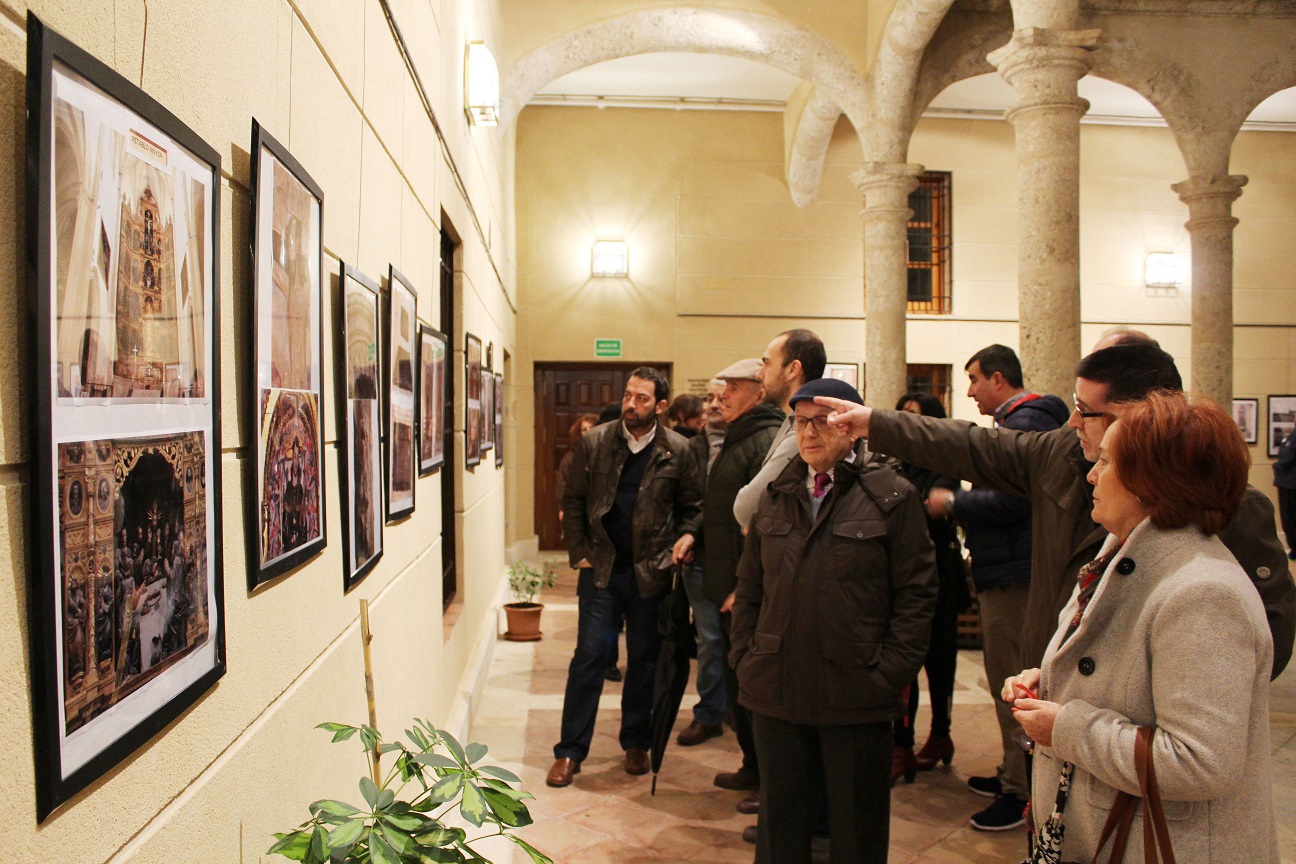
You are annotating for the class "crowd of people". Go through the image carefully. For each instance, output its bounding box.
[545,327,1295,864]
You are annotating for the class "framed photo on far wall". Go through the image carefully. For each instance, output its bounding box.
[1233,398,1259,445]
[480,367,494,453]
[340,264,384,589]
[25,13,225,820]
[825,362,859,389]
[386,268,417,521]
[249,119,326,587]
[1269,395,1296,458]
[494,373,505,469]
[465,333,482,468]
[418,324,447,476]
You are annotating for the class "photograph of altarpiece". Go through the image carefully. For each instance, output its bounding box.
[25,13,226,821]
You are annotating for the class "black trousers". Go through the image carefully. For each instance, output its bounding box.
[720,610,759,777]
[752,714,892,864]
[1279,487,1296,556]
[894,580,959,747]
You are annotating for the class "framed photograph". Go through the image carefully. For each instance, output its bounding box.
[248,120,325,586]
[1268,395,1296,458]
[385,269,417,521]
[825,362,859,388]
[465,333,482,468]
[480,368,495,453]
[418,324,447,476]
[494,373,505,469]
[25,13,225,821]
[340,264,384,589]
[1233,398,1259,445]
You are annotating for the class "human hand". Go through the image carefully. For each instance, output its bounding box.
[672,533,696,564]
[926,488,955,518]
[1011,698,1059,747]
[814,396,872,438]
[720,591,736,613]
[1000,669,1041,703]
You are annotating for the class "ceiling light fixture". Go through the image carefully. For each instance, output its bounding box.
[591,241,628,278]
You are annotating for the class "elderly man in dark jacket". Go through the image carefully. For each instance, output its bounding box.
[547,367,703,788]
[731,378,936,864]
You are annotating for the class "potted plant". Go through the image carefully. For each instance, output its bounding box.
[502,560,559,642]
[269,718,551,864]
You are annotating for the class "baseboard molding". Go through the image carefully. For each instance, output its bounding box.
[443,573,511,740]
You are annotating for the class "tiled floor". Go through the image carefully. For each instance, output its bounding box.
[471,561,1296,863]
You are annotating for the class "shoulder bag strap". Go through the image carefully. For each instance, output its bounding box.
[1090,788,1137,864]
[1135,726,1176,864]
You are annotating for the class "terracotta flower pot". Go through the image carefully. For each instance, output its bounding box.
[503,602,544,641]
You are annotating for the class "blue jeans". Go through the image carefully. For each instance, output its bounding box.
[554,566,664,762]
[682,564,727,725]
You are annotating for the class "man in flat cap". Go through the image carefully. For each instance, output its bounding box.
[731,377,936,863]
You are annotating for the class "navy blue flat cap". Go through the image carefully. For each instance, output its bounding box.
[788,377,863,409]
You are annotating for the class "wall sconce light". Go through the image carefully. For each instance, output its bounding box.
[591,241,629,278]
[464,41,499,126]
[1144,252,1183,289]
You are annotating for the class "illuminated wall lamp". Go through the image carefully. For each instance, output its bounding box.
[1144,252,1183,289]
[591,241,629,278]
[464,41,499,126]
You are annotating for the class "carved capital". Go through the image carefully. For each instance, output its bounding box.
[988,28,1100,108]
[852,162,924,220]
[1172,174,1247,231]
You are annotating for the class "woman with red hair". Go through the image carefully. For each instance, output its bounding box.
[1004,391,1278,863]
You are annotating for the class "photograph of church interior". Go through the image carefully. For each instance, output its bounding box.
[1,0,1295,861]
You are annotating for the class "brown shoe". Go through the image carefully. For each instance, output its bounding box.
[624,747,650,776]
[736,793,760,815]
[914,734,955,770]
[714,767,759,791]
[676,721,724,746]
[546,757,580,787]
[891,745,917,786]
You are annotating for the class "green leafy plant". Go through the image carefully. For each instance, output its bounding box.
[268,719,551,864]
[505,561,558,607]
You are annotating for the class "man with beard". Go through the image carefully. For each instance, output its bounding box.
[547,367,704,787]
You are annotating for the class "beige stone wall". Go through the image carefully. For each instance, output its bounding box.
[515,105,1296,520]
[0,0,514,859]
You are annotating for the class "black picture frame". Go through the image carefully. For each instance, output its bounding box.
[480,367,494,453]
[339,263,385,589]
[25,12,226,821]
[248,120,326,587]
[1268,395,1296,458]
[465,333,482,469]
[419,324,447,476]
[1233,398,1259,445]
[385,268,417,521]
[494,373,505,469]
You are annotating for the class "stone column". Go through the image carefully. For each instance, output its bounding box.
[1171,174,1247,406]
[852,162,923,410]
[988,27,1099,398]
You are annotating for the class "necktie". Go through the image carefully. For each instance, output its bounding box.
[812,472,832,499]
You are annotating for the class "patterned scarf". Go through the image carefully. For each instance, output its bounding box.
[1058,541,1123,650]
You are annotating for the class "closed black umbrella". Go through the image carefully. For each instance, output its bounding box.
[648,562,694,795]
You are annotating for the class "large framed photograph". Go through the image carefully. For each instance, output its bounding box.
[25,13,225,821]
[494,373,505,469]
[480,367,495,453]
[248,120,325,586]
[340,264,384,589]
[1233,398,1259,445]
[825,362,859,388]
[419,324,447,476]
[386,269,417,520]
[1269,395,1296,458]
[465,333,482,468]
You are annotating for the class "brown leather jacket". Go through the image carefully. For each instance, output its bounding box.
[561,419,703,598]
[729,444,937,725]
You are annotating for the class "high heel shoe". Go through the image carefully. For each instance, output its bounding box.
[891,746,917,785]
[914,734,955,770]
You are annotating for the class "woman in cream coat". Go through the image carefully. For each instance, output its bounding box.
[1005,392,1278,864]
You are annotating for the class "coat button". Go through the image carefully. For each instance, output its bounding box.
[1257,566,1272,580]
[856,531,864,539]
[1079,657,1096,675]
[1115,558,1135,575]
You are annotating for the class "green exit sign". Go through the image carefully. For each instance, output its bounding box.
[595,338,622,358]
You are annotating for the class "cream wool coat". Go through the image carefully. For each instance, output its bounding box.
[1034,520,1278,864]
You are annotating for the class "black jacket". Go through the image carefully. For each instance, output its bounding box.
[701,403,785,602]
[730,444,938,725]
[562,420,703,597]
[953,393,1070,590]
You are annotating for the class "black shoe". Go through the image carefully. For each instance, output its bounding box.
[970,794,1027,831]
[966,774,1002,798]
[714,767,759,791]
[604,665,621,682]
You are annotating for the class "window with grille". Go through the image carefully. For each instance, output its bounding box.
[907,171,952,314]
[859,363,954,416]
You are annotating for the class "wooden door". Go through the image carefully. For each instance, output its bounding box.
[534,363,667,550]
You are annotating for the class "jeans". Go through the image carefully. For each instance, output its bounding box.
[554,566,664,762]
[682,564,727,725]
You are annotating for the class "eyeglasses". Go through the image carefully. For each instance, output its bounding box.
[1072,394,1107,420]
[792,415,832,432]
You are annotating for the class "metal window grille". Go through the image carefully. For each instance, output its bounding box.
[907,172,952,314]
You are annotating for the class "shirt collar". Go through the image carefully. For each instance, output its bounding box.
[623,421,657,454]
[993,390,1033,424]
